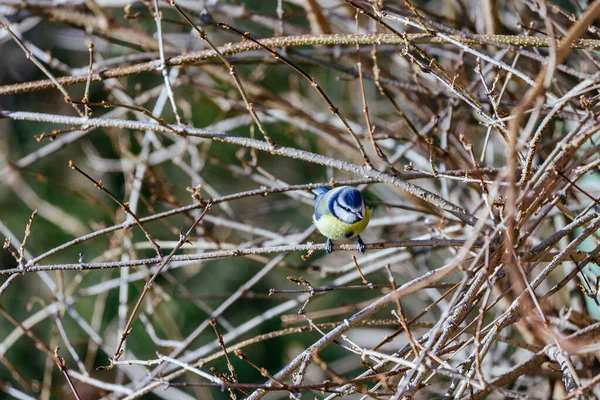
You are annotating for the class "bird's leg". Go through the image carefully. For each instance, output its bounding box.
[357,236,365,254]
[326,238,333,254]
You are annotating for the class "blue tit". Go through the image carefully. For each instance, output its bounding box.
[312,186,372,254]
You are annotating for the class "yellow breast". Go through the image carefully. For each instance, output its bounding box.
[313,207,372,240]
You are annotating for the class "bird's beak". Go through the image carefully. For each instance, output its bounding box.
[356,211,364,219]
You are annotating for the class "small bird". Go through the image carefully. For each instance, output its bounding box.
[312,186,372,254]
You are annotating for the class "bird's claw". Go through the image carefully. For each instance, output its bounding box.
[326,238,333,254]
[357,236,365,254]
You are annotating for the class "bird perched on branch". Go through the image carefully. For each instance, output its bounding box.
[312,186,372,254]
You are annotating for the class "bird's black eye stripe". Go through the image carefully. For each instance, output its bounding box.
[335,201,352,213]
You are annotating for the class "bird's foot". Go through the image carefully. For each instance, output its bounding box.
[357,236,365,254]
[326,238,333,254]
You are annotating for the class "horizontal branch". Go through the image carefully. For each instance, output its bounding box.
[0,33,598,96]
[1,241,591,277]
[0,239,474,275]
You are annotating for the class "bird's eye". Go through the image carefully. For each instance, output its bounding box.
[336,201,352,213]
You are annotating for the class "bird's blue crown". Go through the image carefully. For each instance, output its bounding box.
[340,188,363,208]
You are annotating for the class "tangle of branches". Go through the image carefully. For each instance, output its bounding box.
[1,0,600,399]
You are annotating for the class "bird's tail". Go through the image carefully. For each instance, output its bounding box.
[312,186,332,196]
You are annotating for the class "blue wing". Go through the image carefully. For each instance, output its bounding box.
[313,186,332,220]
[312,186,332,196]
